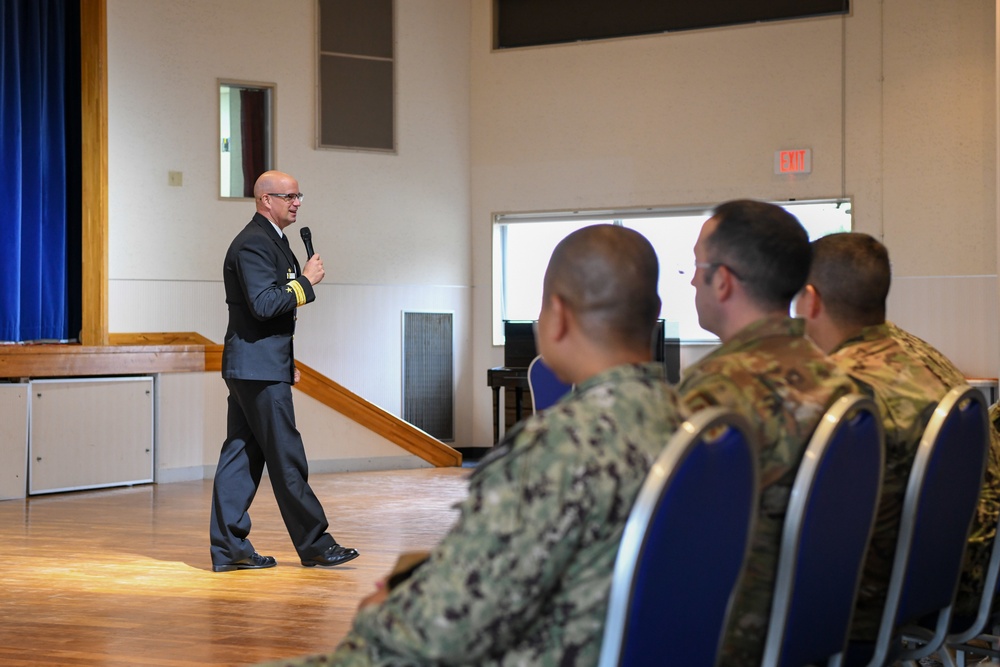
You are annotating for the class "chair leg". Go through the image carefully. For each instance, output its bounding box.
[898,654,958,667]
[938,646,959,667]
[950,634,1000,667]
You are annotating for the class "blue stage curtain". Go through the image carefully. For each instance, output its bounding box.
[0,0,71,342]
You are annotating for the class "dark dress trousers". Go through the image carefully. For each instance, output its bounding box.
[210,213,336,565]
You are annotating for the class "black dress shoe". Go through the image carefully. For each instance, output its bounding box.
[212,552,277,572]
[301,544,360,567]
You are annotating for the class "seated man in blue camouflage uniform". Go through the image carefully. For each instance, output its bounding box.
[794,231,1000,642]
[263,224,684,667]
[678,200,858,666]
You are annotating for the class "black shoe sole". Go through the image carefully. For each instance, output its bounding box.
[300,551,360,568]
[212,560,277,572]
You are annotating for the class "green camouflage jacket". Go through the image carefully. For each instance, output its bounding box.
[881,322,999,621]
[265,363,682,667]
[678,316,857,667]
[830,322,961,639]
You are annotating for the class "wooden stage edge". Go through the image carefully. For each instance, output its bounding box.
[0,340,205,377]
[0,332,461,468]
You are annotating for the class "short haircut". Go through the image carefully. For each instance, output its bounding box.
[808,232,890,326]
[706,200,811,310]
[543,225,661,350]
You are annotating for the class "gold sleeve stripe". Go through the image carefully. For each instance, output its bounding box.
[287,279,307,307]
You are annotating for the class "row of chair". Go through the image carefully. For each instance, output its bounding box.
[524,355,996,665]
[596,384,991,667]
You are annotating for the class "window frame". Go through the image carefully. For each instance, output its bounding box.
[492,199,853,345]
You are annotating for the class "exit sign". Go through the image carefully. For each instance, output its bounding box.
[775,149,812,175]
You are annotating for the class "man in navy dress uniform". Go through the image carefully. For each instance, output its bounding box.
[209,170,358,572]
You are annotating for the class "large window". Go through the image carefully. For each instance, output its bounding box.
[493,200,852,344]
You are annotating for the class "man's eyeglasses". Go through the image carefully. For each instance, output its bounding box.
[267,192,304,203]
[679,261,745,281]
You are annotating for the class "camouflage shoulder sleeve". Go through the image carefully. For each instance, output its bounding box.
[679,365,748,417]
[349,423,592,663]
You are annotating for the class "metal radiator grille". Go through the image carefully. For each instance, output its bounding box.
[402,311,454,441]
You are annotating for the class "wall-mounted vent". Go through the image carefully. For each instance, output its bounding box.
[402,311,453,441]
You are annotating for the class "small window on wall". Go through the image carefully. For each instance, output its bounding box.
[219,81,274,199]
[493,200,853,345]
[318,0,394,152]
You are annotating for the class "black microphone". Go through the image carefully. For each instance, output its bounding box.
[300,227,315,259]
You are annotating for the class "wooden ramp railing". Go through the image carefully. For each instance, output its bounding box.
[291,360,460,467]
[110,332,460,468]
[2,333,460,468]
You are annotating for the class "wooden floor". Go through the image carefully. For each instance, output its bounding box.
[0,467,470,666]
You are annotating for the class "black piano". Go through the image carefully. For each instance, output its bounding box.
[487,319,677,444]
[486,321,536,444]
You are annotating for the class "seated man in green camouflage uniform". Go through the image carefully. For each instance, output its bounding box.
[264,225,684,667]
[892,321,1000,611]
[678,200,858,666]
[794,231,1000,641]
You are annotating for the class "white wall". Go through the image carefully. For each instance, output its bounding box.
[104,0,1000,456]
[106,0,475,468]
[155,372,426,483]
[470,0,998,446]
[880,0,996,276]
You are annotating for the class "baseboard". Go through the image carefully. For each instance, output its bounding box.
[188,455,433,482]
[456,447,491,466]
[306,456,432,474]
[155,465,209,484]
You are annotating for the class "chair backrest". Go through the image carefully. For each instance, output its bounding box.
[946,492,1000,647]
[527,355,573,413]
[866,385,989,667]
[945,516,1000,664]
[599,408,759,667]
[762,395,884,667]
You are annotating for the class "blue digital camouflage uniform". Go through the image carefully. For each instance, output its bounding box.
[882,323,1000,622]
[677,316,857,667]
[262,363,682,667]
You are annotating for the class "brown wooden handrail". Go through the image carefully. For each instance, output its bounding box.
[113,332,461,467]
[293,360,461,467]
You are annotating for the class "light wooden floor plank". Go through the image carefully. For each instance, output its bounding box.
[0,467,469,666]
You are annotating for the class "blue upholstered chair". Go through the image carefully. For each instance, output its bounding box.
[938,507,1000,667]
[598,408,758,667]
[527,355,573,413]
[848,386,989,667]
[761,394,884,667]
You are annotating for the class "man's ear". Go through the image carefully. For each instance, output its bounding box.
[797,284,822,319]
[548,293,571,341]
[715,265,736,302]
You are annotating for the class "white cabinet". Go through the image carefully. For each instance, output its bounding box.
[0,384,28,500]
[29,377,154,495]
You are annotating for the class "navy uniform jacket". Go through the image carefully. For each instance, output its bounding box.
[222,212,314,383]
